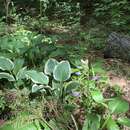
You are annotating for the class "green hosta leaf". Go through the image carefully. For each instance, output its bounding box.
[44,58,59,75]
[0,72,15,81]
[108,97,129,113]
[16,67,27,80]
[65,81,80,94]
[106,117,119,130]
[49,48,66,57]
[13,59,24,75]
[117,118,130,127]
[32,84,46,93]
[52,80,60,90]
[82,114,101,130]
[53,61,71,82]
[52,80,61,98]
[26,70,49,85]
[32,84,41,93]
[91,89,104,103]
[0,57,14,71]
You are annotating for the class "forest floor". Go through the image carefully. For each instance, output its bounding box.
[90,53,130,102]
[0,21,130,130]
[90,55,130,130]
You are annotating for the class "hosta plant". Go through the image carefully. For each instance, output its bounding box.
[44,58,81,102]
[0,57,130,130]
[0,57,79,102]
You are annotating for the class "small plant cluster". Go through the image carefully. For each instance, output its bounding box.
[0,27,87,67]
[0,56,130,130]
[0,57,79,130]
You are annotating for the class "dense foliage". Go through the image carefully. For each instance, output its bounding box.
[0,0,130,130]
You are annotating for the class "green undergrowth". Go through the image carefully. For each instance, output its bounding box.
[0,18,130,130]
[0,55,130,130]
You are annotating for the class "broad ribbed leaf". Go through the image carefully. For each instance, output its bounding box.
[0,57,14,71]
[44,58,59,75]
[0,72,15,81]
[82,114,101,130]
[66,81,80,94]
[108,97,129,113]
[16,67,27,80]
[53,61,71,82]
[26,70,49,85]
[118,118,130,127]
[32,84,46,93]
[106,118,119,130]
[91,89,104,103]
[52,80,61,98]
[13,59,24,75]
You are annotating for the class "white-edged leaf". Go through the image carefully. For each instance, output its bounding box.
[26,70,49,85]
[13,59,24,75]
[52,80,61,98]
[32,84,46,93]
[16,67,27,80]
[0,72,15,81]
[44,58,59,75]
[66,81,80,94]
[0,57,14,71]
[53,61,71,82]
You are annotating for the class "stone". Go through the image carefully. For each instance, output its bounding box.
[104,32,130,62]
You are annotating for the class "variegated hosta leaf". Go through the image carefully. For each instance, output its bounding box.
[32,84,46,93]
[44,58,59,75]
[0,72,15,81]
[16,67,27,80]
[0,57,14,71]
[53,61,71,82]
[26,70,49,85]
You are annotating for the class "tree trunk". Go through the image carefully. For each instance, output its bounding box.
[80,0,94,25]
